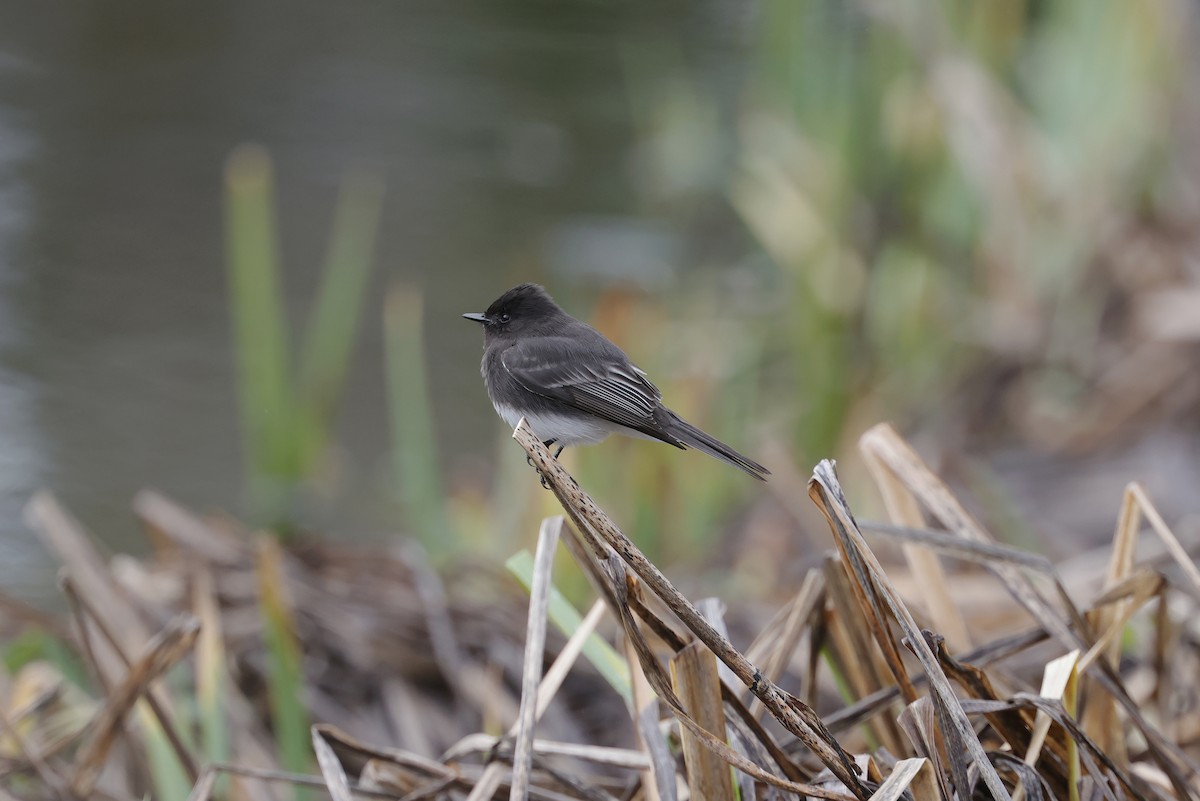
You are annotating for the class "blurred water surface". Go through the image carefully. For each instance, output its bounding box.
[4,2,1198,607]
[0,2,754,601]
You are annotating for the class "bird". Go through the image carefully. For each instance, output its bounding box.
[463,283,769,480]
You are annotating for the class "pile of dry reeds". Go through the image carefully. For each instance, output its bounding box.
[3,420,1199,801]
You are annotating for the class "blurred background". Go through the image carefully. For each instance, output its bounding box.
[2,0,1199,605]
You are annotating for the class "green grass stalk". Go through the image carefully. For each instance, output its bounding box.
[256,537,313,801]
[385,287,455,553]
[224,145,296,526]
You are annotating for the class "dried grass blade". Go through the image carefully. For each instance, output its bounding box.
[821,520,920,714]
[403,543,472,726]
[896,697,952,801]
[1078,570,1164,675]
[535,599,609,719]
[60,575,200,787]
[0,704,70,800]
[862,445,970,651]
[625,632,670,801]
[1127,483,1200,593]
[808,460,1011,801]
[821,556,908,754]
[990,754,1052,801]
[446,734,651,770]
[696,599,740,692]
[70,616,201,798]
[206,761,410,800]
[745,569,824,718]
[868,758,932,801]
[625,586,809,786]
[457,592,609,801]
[859,424,1200,793]
[858,425,1069,635]
[26,493,149,674]
[1017,651,1080,801]
[186,767,219,801]
[312,728,355,801]
[507,552,631,702]
[858,522,1055,572]
[960,697,1142,801]
[925,634,1049,777]
[315,723,457,780]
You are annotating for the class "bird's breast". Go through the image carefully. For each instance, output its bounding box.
[492,402,618,446]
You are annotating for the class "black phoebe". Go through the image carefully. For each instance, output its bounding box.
[463,283,769,480]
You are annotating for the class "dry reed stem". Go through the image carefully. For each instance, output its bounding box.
[670,642,735,801]
[1084,482,1146,762]
[134,489,244,565]
[509,517,562,801]
[701,601,774,801]
[512,419,869,801]
[695,599,740,693]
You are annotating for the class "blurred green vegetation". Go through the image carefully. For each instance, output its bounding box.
[224,145,383,534]
[733,0,1177,458]
[224,1,1184,569]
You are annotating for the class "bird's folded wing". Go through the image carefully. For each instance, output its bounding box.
[500,337,665,433]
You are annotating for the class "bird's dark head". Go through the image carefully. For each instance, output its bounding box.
[463,283,568,341]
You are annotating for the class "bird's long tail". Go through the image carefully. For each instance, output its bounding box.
[667,413,770,481]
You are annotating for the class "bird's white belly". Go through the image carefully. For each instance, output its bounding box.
[494,402,619,446]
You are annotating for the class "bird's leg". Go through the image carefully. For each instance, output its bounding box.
[527,438,558,468]
[527,439,558,489]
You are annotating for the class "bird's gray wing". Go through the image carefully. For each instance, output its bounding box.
[500,337,671,437]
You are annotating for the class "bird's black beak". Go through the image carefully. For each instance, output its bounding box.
[462,312,489,324]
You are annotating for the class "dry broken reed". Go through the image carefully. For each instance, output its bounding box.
[2,419,1199,801]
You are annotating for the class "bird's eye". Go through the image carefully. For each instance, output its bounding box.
[498,313,511,324]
